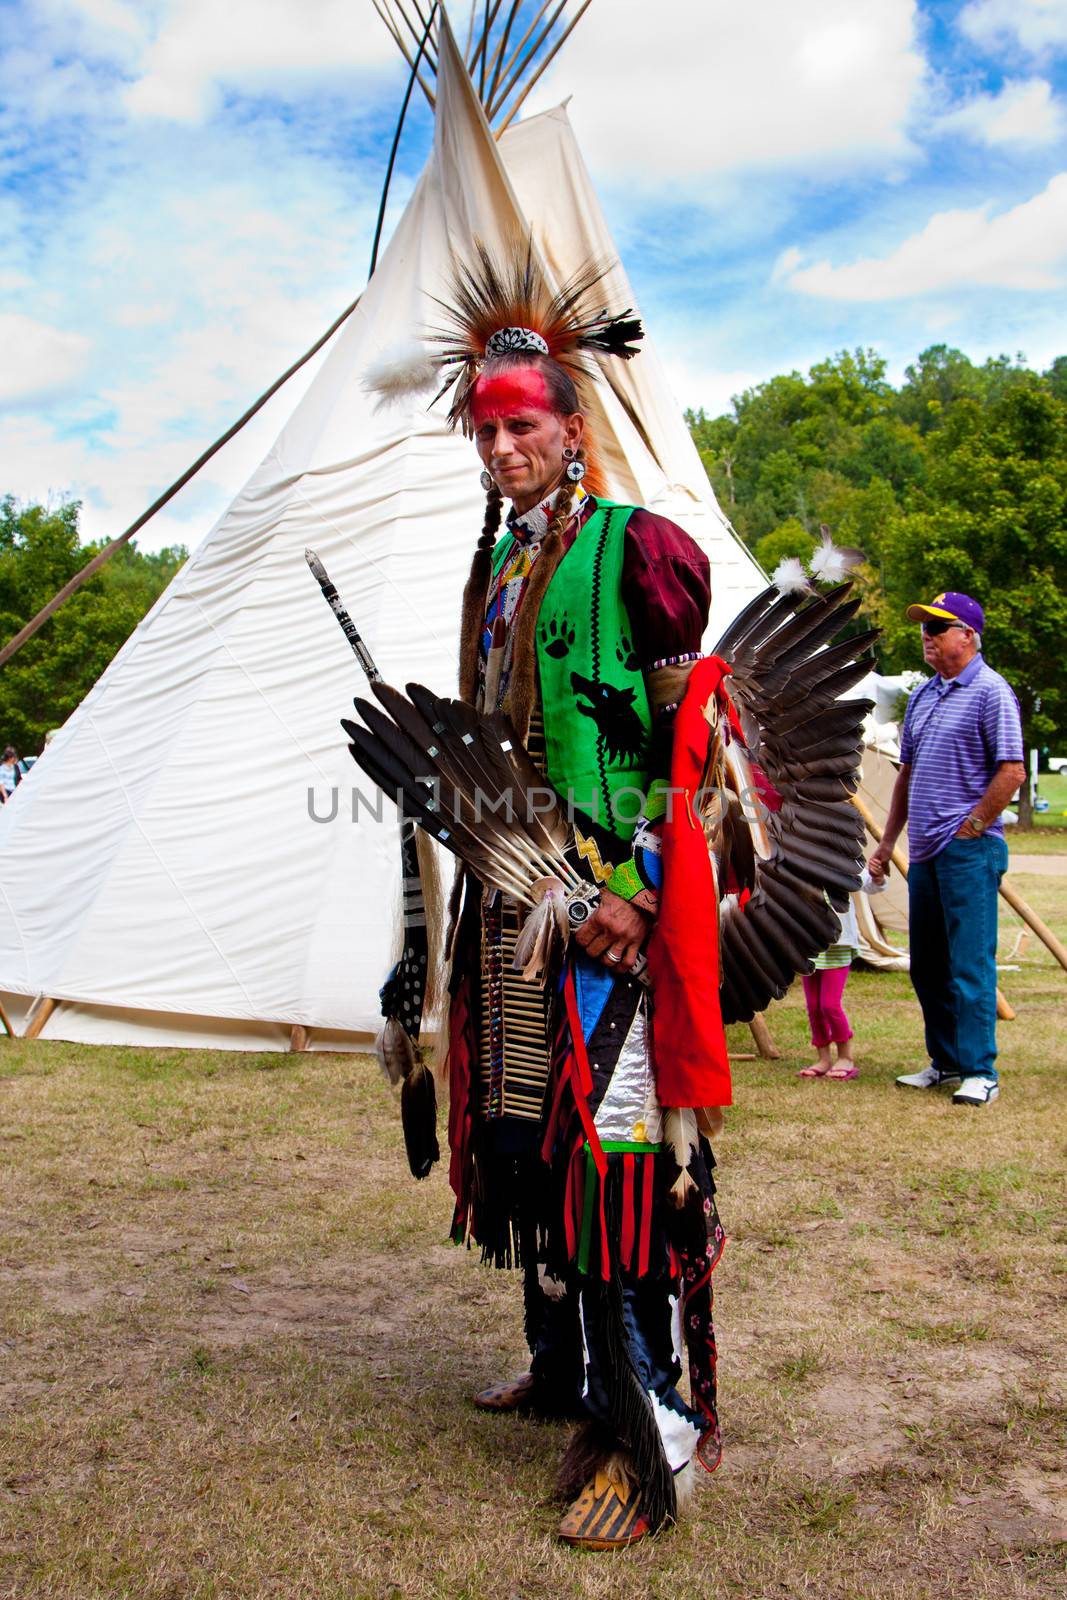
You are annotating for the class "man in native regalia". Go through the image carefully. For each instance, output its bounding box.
[341,241,876,1550]
[422,244,728,1549]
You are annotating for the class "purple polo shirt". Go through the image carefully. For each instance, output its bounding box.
[899,654,1023,862]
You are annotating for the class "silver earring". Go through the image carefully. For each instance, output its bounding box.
[562,447,576,461]
[566,458,586,483]
[480,470,494,491]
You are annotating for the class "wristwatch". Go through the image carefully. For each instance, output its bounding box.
[967,813,986,834]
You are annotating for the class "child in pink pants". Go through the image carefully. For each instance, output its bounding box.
[799,896,859,1081]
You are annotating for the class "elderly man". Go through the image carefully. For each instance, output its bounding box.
[869,592,1024,1106]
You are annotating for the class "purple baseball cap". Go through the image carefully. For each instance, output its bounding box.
[906,591,985,632]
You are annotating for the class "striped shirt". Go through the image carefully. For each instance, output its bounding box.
[899,655,1023,863]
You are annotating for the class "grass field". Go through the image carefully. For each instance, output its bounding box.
[1026,770,1067,832]
[2,872,1065,1599]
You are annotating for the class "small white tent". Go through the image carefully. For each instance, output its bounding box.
[0,16,764,1049]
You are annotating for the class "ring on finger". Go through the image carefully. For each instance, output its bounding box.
[607,950,623,964]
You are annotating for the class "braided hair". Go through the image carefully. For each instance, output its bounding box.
[457,353,585,714]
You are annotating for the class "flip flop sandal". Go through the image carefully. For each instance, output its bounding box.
[798,1063,831,1077]
[826,1065,858,1080]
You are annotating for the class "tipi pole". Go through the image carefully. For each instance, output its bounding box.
[496,0,594,130]
[748,1012,781,1060]
[405,0,441,59]
[998,879,1067,976]
[0,292,365,670]
[485,0,523,105]
[0,995,15,1038]
[370,2,439,278]
[372,1,436,105]
[384,0,440,76]
[23,997,57,1040]
[485,0,554,119]
[469,0,504,95]
[851,794,1016,1020]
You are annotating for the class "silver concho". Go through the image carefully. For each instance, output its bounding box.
[485,326,550,357]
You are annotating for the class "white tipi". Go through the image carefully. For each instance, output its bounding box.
[0,16,763,1049]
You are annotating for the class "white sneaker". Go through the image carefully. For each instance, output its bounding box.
[895,1064,962,1090]
[952,1077,1000,1106]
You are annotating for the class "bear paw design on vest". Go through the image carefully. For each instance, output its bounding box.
[615,635,639,672]
[570,671,648,764]
[540,614,576,659]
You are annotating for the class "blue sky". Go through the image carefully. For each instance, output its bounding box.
[2,0,1066,552]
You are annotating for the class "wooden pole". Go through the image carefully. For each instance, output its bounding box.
[372,0,437,104]
[485,0,553,119]
[998,879,1067,975]
[850,793,1016,1019]
[748,1013,781,1060]
[290,1025,309,1053]
[488,0,565,121]
[495,0,594,130]
[485,0,523,105]
[469,0,504,94]
[0,995,15,1038]
[0,291,364,670]
[24,997,57,1040]
[369,1,439,279]
[384,0,440,75]
[850,791,909,876]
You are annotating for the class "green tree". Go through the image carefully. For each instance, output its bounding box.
[753,518,815,575]
[1044,355,1067,404]
[688,351,909,554]
[876,384,1067,823]
[0,498,186,753]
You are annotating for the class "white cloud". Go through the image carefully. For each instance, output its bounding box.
[936,77,1066,146]
[0,315,92,405]
[533,0,927,180]
[783,173,1067,299]
[123,0,399,121]
[661,356,763,418]
[0,41,390,546]
[960,0,1067,56]
[63,0,147,42]
[771,246,804,283]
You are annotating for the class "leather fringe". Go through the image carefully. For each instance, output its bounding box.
[571,1268,677,1532]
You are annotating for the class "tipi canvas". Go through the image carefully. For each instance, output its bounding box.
[0,20,763,1048]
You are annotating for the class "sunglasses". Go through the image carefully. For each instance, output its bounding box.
[921,619,965,637]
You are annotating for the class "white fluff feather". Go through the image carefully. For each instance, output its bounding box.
[770,556,813,597]
[364,346,438,410]
[810,526,862,584]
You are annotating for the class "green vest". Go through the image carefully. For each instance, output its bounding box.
[492,502,652,842]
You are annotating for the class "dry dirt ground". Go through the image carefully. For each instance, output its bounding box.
[1,873,1065,1599]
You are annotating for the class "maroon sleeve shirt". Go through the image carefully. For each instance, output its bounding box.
[565,497,712,663]
[621,507,711,665]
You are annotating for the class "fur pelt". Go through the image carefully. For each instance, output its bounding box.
[500,526,565,739]
[458,543,492,706]
[557,1422,634,1504]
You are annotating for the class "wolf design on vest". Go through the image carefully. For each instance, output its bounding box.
[570,670,648,765]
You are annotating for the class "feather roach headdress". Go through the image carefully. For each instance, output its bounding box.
[425,236,644,433]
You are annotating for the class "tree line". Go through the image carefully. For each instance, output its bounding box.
[3,341,1065,806]
[0,498,185,754]
[688,344,1067,791]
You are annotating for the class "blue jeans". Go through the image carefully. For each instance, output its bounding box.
[908,835,1009,1081]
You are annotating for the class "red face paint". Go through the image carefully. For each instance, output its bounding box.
[469,368,553,428]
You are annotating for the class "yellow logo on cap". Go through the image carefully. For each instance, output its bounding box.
[934,593,946,604]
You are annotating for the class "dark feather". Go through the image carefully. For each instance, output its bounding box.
[400,1059,439,1180]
